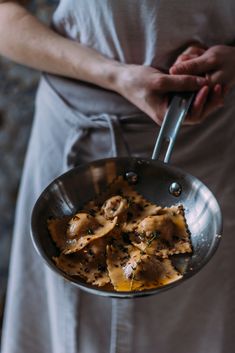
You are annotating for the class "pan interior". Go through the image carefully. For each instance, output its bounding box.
[31,157,222,298]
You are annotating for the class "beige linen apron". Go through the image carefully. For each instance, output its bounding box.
[2,1,235,353]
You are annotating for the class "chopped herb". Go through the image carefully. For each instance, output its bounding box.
[127,212,133,221]
[137,204,144,211]
[138,232,145,241]
[98,264,106,272]
[149,231,161,240]
[173,235,179,241]
[86,228,94,235]
[122,255,129,261]
[125,197,134,207]
[122,233,131,244]
[117,244,126,252]
[88,209,96,216]
[139,232,161,254]
[161,238,171,247]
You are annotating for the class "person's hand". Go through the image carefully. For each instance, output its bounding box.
[116,64,207,125]
[173,45,206,66]
[170,45,235,124]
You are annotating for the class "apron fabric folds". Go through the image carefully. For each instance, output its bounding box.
[2,72,235,353]
[1,76,157,353]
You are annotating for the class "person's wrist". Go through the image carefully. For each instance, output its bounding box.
[105,61,128,93]
[70,43,125,91]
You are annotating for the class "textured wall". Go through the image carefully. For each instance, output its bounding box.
[0,0,56,332]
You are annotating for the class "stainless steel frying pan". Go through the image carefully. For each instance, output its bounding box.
[31,93,222,298]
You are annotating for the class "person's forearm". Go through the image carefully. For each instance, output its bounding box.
[0,2,122,90]
[0,2,208,125]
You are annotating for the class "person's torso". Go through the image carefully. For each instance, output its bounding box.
[52,0,235,71]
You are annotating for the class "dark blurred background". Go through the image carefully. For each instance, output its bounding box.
[0,0,57,341]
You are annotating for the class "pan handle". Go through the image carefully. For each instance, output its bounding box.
[151,93,194,163]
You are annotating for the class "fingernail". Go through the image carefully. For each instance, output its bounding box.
[174,64,181,71]
[170,66,176,74]
[197,77,207,85]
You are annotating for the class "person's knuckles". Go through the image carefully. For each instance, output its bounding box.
[206,53,219,68]
[174,60,195,73]
[156,75,181,91]
[169,66,178,75]
[174,75,204,91]
[173,55,187,65]
[210,71,226,86]
[175,54,199,66]
[178,55,209,75]
[155,75,171,91]
[186,75,203,89]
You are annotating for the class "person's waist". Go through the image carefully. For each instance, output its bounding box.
[44,73,141,116]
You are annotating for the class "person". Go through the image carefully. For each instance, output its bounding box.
[1,1,235,352]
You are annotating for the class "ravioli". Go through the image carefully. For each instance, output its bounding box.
[133,205,192,258]
[84,176,161,232]
[63,216,118,254]
[54,240,110,287]
[106,243,182,291]
[47,216,70,251]
[48,176,192,292]
[48,212,118,254]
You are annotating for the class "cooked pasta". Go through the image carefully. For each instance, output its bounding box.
[48,176,192,291]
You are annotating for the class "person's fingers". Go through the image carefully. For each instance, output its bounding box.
[211,84,224,107]
[172,54,200,67]
[213,83,223,98]
[185,85,209,124]
[155,74,207,92]
[202,84,224,117]
[170,54,213,76]
[192,86,209,113]
[207,70,228,88]
[151,83,225,127]
[206,84,224,111]
[223,84,229,95]
[185,84,224,125]
[172,46,206,67]
[181,46,206,56]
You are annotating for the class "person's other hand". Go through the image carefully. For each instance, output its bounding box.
[173,45,206,66]
[170,45,234,124]
[116,64,207,125]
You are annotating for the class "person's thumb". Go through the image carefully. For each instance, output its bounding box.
[156,74,207,92]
